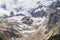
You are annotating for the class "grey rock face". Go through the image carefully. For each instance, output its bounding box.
[47,0,60,30]
[31,9,47,18]
[49,0,60,9]
[21,16,33,26]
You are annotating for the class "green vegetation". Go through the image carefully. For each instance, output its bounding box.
[48,34,60,40]
[48,23,60,40]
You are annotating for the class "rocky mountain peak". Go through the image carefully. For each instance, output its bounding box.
[49,0,60,9]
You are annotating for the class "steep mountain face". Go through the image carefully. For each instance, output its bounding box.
[47,0,60,30]
[46,0,60,40]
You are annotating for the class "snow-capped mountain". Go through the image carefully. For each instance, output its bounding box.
[0,0,51,17]
[0,0,58,40]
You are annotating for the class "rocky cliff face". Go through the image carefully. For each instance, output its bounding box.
[47,0,60,30]
[46,0,60,40]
